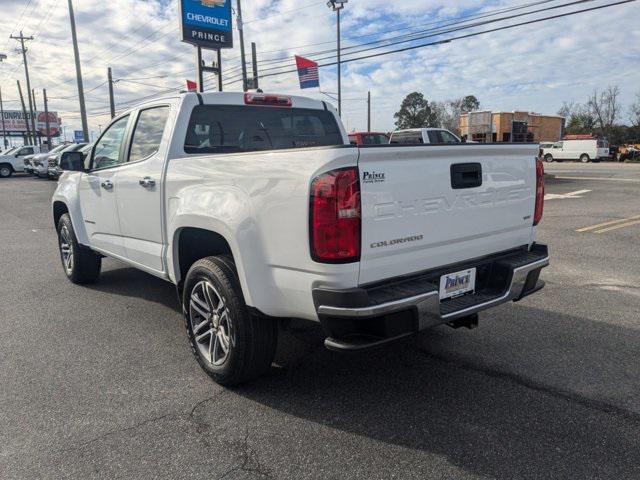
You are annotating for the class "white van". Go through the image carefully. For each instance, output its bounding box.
[541,139,609,163]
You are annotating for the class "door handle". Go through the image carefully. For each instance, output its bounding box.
[139,177,156,189]
[100,180,113,190]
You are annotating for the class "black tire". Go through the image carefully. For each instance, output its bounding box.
[57,213,101,284]
[0,164,12,178]
[183,256,278,386]
[544,154,554,163]
[580,154,590,163]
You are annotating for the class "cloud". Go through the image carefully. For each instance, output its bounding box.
[0,0,638,139]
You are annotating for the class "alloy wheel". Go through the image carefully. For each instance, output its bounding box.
[189,280,233,366]
[59,226,74,275]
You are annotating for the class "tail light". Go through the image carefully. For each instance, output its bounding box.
[310,167,361,263]
[533,158,544,226]
[244,93,292,107]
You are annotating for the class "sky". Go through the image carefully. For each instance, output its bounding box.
[0,0,638,141]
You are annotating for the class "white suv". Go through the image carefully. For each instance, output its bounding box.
[390,128,461,145]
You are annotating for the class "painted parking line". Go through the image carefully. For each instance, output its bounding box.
[594,219,640,234]
[576,215,640,233]
[544,189,591,201]
[555,176,640,183]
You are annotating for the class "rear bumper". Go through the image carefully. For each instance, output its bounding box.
[314,243,549,351]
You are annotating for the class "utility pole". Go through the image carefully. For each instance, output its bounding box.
[67,0,89,143]
[0,55,7,149]
[250,42,259,90]
[0,87,7,149]
[327,1,347,116]
[31,88,41,146]
[196,46,204,93]
[107,67,115,119]
[236,0,248,92]
[367,91,371,131]
[217,49,223,92]
[11,31,38,145]
[16,81,32,146]
[43,88,51,150]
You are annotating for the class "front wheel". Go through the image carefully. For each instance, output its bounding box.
[544,154,554,163]
[580,154,590,163]
[0,164,12,178]
[183,256,278,386]
[57,214,101,284]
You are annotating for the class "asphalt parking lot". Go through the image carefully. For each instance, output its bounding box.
[1,163,639,479]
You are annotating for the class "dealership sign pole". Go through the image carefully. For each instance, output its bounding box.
[179,0,234,92]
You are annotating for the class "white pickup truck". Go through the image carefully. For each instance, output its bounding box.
[0,145,42,178]
[52,92,549,385]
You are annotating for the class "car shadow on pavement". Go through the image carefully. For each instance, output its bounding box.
[233,307,640,479]
[86,264,180,311]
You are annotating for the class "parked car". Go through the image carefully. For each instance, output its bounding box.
[33,144,70,178]
[389,128,461,144]
[0,145,42,178]
[541,138,609,163]
[52,91,548,386]
[348,132,390,146]
[48,143,89,180]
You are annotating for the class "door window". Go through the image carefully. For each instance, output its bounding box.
[439,130,460,144]
[17,147,34,156]
[129,107,170,162]
[427,131,441,143]
[91,115,130,170]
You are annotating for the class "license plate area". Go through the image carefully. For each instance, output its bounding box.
[439,268,477,300]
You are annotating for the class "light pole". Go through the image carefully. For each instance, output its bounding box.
[0,54,7,148]
[327,0,347,117]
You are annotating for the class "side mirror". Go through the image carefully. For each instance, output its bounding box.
[60,151,85,172]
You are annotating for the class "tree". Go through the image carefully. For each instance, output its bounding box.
[629,93,640,127]
[394,92,438,129]
[432,95,481,135]
[587,85,621,139]
[558,101,596,135]
[459,95,480,113]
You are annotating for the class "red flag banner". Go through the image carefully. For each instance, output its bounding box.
[295,56,320,89]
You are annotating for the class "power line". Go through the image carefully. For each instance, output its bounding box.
[224,0,636,86]
[227,0,598,81]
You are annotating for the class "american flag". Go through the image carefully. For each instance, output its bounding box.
[295,55,320,89]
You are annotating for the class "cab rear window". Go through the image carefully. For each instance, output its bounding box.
[184,105,343,154]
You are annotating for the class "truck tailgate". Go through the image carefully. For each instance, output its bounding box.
[358,144,538,285]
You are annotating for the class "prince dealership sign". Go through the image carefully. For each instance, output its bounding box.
[180,0,233,49]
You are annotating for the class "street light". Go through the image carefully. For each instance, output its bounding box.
[327,0,347,117]
[0,54,7,148]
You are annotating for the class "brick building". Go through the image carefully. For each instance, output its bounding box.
[459,111,565,143]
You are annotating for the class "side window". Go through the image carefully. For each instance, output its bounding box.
[129,106,170,163]
[440,131,460,143]
[92,115,130,170]
[427,131,441,144]
[17,147,33,156]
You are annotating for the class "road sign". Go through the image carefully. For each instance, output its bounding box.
[74,130,84,143]
[180,0,233,49]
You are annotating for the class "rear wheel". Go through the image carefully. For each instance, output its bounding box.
[183,256,278,386]
[544,154,554,163]
[580,154,590,163]
[0,164,12,178]
[57,214,101,284]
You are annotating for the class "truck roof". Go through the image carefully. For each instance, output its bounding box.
[129,91,330,112]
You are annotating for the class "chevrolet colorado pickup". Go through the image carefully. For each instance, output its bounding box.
[52,91,549,385]
[0,145,42,178]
